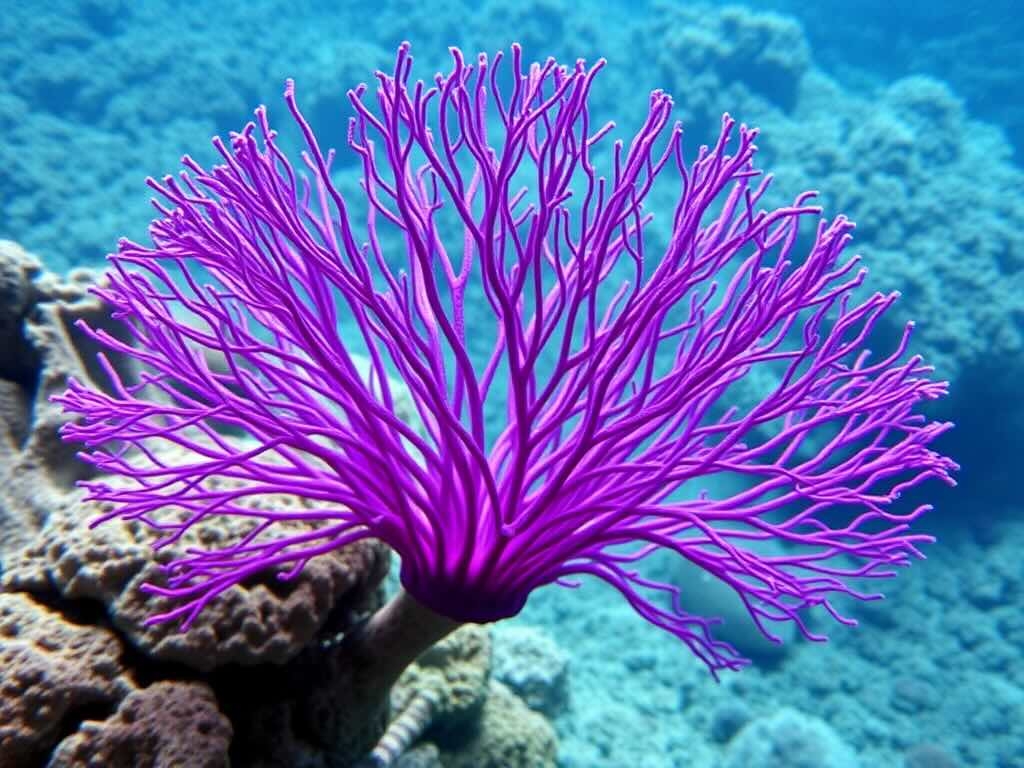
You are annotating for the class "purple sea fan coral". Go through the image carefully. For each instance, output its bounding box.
[56,43,956,678]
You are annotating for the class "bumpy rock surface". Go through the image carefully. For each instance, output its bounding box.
[640,2,811,125]
[48,680,232,768]
[723,707,861,768]
[770,73,1024,380]
[0,240,398,672]
[492,624,570,716]
[439,681,558,768]
[0,243,555,768]
[394,624,493,729]
[0,244,399,766]
[375,626,559,768]
[0,592,131,768]
[394,743,443,768]
[2,483,390,767]
[3,480,390,671]
[0,240,129,565]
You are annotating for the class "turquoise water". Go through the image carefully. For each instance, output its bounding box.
[1,1,1021,766]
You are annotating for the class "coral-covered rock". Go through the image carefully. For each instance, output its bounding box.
[439,681,557,768]
[397,624,492,727]
[0,252,406,767]
[48,681,231,768]
[0,241,42,384]
[359,625,494,767]
[4,481,389,671]
[492,624,569,716]
[358,625,496,768]
[723,707,861,768]
[768,73,1024,380]
[0,592,131,768]
[394,743,443,768]
[903,742,960,768]
[0,240,129,566]
[878,76,965,166]
[3,487,391,767]
[639,2,811,127]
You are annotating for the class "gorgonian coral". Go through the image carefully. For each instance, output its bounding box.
[56,43,956,674]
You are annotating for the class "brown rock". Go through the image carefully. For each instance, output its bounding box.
[0,592,131,768]
[4,482,389,671]
[48,681,232,768]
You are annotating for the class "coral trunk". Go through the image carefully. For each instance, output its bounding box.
[345,588,462,694]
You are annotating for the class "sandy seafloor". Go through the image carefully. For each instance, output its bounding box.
[2,1,1023,766]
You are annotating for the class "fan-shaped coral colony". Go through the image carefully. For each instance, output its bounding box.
[56,41,955,697]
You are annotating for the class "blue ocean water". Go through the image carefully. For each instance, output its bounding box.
[0,1,1021,767]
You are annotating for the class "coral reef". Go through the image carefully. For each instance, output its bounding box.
[0,240,126,565]
[638,2,811,128]
[3,2,1021,764]
[492,625,570,716]
[616,7,1024,383]
[396,625,492,730]
[766,72,1024,379]
[1,501,400,766]
[723,707,861,768]
[368,626,488,764]
[0,1,395,269]
[0,592,130,767]
[0,244,392,673]
[4,477,389,671]
[0,242,558,766]
[48,681,232,768]
[57,43,953,688]
[5,1,1020,391]
[766,0,1024,158]
[372,624,492,762]
[438,682,557,768]
[364,625,558,768]
[1,490,393,767]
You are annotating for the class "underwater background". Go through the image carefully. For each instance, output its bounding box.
[0,1,1021,767]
